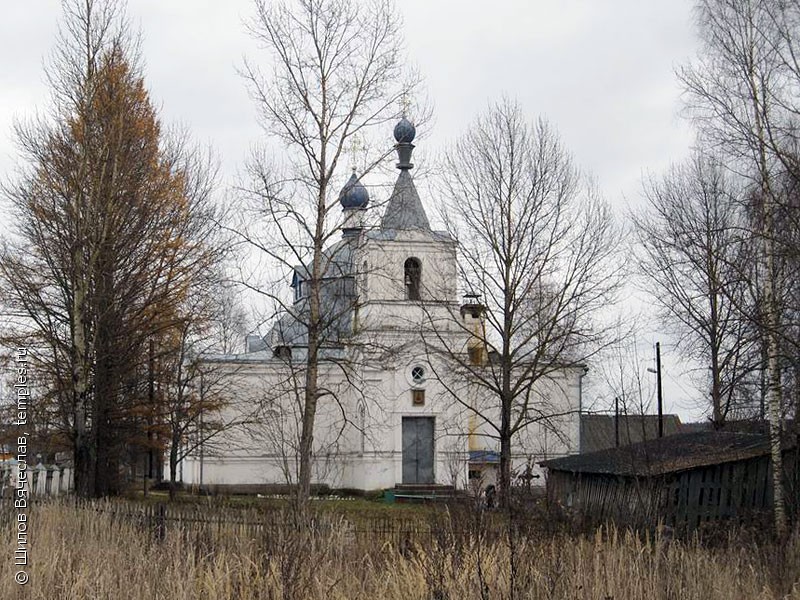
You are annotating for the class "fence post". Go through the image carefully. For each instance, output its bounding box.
[155,503,166,542]
[45,466,54,495]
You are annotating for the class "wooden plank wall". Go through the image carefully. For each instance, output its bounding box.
[547,450,799,532]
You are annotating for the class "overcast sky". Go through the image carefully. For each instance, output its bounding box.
[0,1,705,420]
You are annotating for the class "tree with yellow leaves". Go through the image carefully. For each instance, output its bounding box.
[0,0,222,497]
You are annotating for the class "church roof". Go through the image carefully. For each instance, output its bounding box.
[268,312,309,348]
[380,116,432,232]
[381,169,431,231]
[339,171,369,210]
[290,238,355,281]
[393,117,416,143]
[270,238,357,351]
[240,119,444,358]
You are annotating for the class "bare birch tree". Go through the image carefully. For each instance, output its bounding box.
[431,99,623,507]
[237,0,417,512]
[678,0,800,535]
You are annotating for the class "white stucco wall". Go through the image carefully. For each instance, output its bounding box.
[175,225,582,492]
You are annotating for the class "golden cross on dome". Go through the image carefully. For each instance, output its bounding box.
[399,90,411,118]
[348,134,363,172]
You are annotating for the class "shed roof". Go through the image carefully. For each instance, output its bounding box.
[541,431,794,477]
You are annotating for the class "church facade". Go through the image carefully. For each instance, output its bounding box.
[178,119,583,493]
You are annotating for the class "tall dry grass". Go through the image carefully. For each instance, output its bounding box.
[0,500,797,599]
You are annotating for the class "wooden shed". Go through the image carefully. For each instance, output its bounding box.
[540,431,800,532]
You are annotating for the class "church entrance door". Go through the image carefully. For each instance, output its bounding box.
[402,417,434,484]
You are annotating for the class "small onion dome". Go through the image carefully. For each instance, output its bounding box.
[339,172,369,209]
[393,117,416,143]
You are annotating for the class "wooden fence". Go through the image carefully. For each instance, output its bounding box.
[1,497,489,548]
[0,462,72,498]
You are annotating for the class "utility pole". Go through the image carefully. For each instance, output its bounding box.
[648,342,665,438]
[656,342,663,438]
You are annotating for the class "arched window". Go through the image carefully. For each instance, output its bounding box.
[404,257,422,300]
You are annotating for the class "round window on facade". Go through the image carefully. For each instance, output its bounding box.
[411,365,425,385]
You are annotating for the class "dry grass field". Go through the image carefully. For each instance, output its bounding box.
[0,499,798,599]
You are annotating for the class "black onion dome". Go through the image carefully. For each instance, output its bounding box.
[339,172,369,209]
[393,117,416,143]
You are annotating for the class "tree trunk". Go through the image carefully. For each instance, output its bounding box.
[92,365,111,498]
[498,378,513,509]
[296,221,324,515]
[297,361,318,514]
[73,438,94,498]
[710,340,723,429]
[92,261,119,498]
[169,443,179,501]
[764,207,787,536]
[498,426,512,510]
[71,239,93,497]
[708,255,723,429]
[747,51,786,535]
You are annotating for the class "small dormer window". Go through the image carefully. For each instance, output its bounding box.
[291,271,304,303]
[404,257,421,300]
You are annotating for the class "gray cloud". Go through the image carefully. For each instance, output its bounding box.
[0,0,703,419]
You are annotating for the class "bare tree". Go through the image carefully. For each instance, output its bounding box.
[157,277,253,499]
[243,357,355,491]
[210,283,250,356]
[678,0,800,534]
[593,330,669,449]
[633,152,756,427]
[236,0,417,512]
[430,99,623,507]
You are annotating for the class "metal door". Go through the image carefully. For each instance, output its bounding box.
[402,417,434,484]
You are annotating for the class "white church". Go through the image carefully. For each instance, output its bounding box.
[179,118,583,493]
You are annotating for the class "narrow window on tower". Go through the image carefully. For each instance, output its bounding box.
[404,257,422,300]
